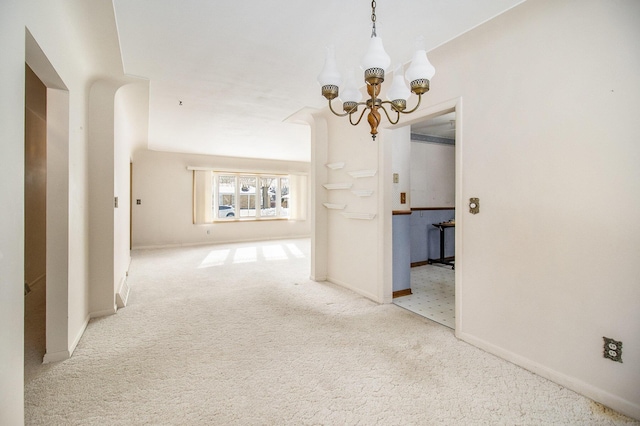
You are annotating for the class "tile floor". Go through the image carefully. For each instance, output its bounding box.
[394,264,455,329]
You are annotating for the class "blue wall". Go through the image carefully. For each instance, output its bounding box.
[410,209,455,264]
[392,214,411,292]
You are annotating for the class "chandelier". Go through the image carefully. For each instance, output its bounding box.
[317,1,436,140]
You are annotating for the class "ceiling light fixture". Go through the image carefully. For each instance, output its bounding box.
[317,1,436,140]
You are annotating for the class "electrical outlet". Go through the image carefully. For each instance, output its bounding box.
[603,337,622,363]
[400,192,406,204]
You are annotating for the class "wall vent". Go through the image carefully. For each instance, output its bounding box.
[116,278,130,309]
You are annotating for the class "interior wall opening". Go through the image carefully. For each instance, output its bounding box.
[392,106,457,329]
[24,64,48,371]
[25,28,71,365]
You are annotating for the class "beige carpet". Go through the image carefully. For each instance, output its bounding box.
[24,239,638,425]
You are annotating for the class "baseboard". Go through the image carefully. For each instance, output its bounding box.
[393,288,412,298]
[43,349,71,364]
[42,314,90,364]
[90,306,117,318]
[457,331,640,421]
[69,314,90,357]
[132,235,311,250]
[411,257,455,268]
[327,276,381,303]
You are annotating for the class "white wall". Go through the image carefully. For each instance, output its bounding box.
[1,3,27,421]
[1,0,135,422]
[114,83,149,306]
[132,149,310,248]
[316,107,390,302]
[410,141,455,208]
[315,0,640,419]
[391,126,411,211]
[430,1,640,417]
[88,81,118,317]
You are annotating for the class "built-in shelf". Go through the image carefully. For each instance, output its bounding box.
[323,183,352,190]
[348,169,377,178]
[323,203,346,210]
[341,212,376,220]
[325,162,345,170]
[351,189,374,197]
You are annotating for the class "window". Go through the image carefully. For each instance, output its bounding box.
[215,175,237,219]
[193,169,306,224]
[279,177,289,218]
[238,176,257,218]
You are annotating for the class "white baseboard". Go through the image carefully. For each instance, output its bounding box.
[43,349,71,364]
[69,314,90,357]
[132,235,311,250]
[90,306,117,318]
[42,315,90,364]
[327,276,381,303]
[457,331,640,421]
[42,314,91,364]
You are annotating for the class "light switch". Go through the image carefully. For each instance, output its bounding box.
[393,173,399,183]
[469,198,479,214]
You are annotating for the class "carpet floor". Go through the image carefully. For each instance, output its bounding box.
[24,238,638,425]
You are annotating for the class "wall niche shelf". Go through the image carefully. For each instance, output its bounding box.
[348,169,377,178]
[323,183,352,190]
[323,203,346,210]
[351,189,374,197]
[341,212,376,220]
[325,162,345,170]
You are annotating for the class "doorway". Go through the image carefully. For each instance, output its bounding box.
[25,29,71,364]
[392,106,458,329]
[24,64,48,369]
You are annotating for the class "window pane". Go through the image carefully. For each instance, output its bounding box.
[238,176,256,217]
[280,177,289,217]
[217,175,236,219]
[260,177,277,217]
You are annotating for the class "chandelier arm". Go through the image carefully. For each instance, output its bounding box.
[397,93,423,115]
[379,104,401,125]
[327,100,351,117]
[349,107,369,126]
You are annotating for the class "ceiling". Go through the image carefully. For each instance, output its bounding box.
[411,111,456,141]
[112,0,524,162]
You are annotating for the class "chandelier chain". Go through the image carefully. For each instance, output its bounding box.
[371,0,377,37]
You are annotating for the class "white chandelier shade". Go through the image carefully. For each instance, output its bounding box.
[361,36,391,71]
[340,69,363,103]
[317,46,342,87]
[386,64,412,102]
[406,48,436,83]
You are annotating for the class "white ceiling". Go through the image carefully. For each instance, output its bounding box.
[412,111,456,141]
[112,0,524,162]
